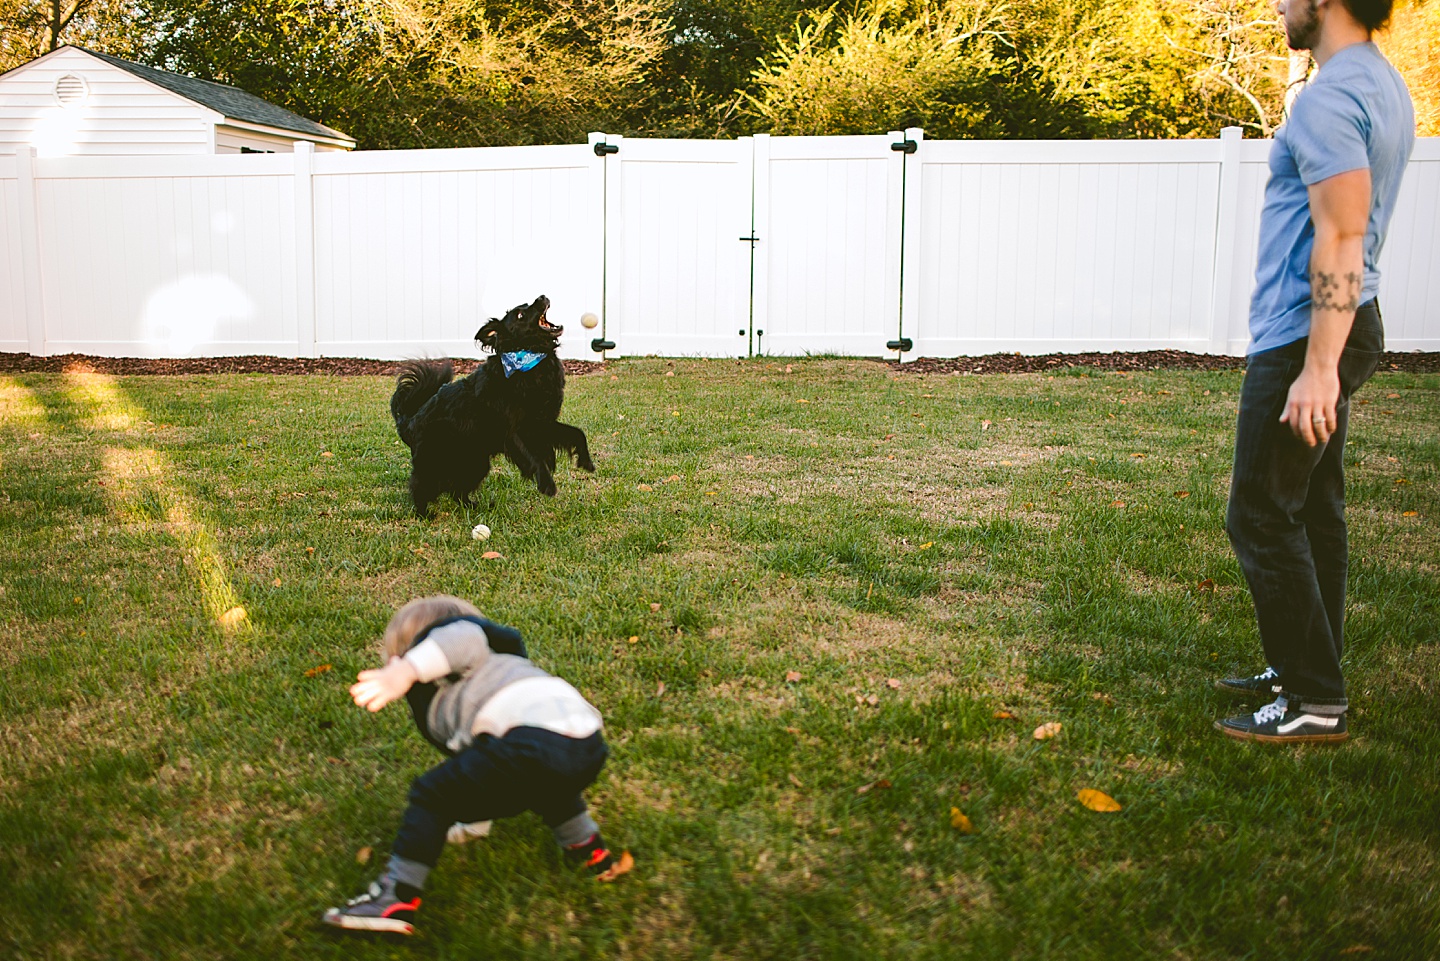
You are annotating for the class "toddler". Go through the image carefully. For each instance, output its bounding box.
[322,595,628,935]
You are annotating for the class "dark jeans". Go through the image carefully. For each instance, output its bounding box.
[1226,300,1384,709]
[392,726,608,869]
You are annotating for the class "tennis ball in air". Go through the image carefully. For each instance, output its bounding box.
[581,312,600,329]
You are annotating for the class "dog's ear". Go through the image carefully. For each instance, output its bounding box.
[475,320,501,350]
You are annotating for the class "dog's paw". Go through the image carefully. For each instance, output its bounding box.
[578,455,596,473]
[538,478,558,497]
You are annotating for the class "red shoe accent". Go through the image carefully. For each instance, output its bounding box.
[381,898,421,918]
[584,848,611,868]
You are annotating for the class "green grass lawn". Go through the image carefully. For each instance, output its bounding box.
[1,358,1437,960]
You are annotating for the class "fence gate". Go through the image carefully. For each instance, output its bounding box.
[751,132,916,359]
[597,135,753,357]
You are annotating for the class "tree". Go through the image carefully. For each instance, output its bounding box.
[0,0,131,72]
[1378,0,1440,136]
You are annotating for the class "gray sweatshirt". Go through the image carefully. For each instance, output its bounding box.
[403,619,602,753]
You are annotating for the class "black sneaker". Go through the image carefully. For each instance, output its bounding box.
[1215,666,1280,697]
[1215,698,1348,744]
[321,878,421,935]
[564,833,634,882]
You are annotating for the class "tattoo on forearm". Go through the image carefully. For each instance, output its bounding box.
[1311,270,1362,313]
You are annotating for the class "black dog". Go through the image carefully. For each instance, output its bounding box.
[389,295,594,516]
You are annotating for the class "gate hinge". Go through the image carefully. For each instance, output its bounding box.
[886,338,913,352]
[890,139,917,155]
[591,338,616,352]
[594,142,619,156]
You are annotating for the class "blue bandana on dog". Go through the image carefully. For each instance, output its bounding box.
[500,350,547,378]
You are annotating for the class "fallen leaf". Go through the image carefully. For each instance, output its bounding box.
[788,773,804,789]
[1076,789,1122,812]
[785,365,793,373]
[1111,500,1126,508]
[305,546,315,554]
[1092,692,1114,705]
[321,451,333,458]
[1386,393,1400,399]
[655,681,666,697]
[865,694,879,706]
[993,710,1015,719]
[1402,510,1418,517]
[664,474,681,483]
[664,370,674,377]
[272,577,282,587]
[356,846,372,865]
[981,420,991,431]
[796,398,810,404]
[785,671,803,683]
[1174,490,1190,499]
[596,850,635,882]
[218,606,248,629]
[745,454,754,460]
[883,433,895,441]
[1033,722,1062,740]
[886,678,901,689]
[481,551,503,560]
[1197,578,1216,592]
[918,541,933,550]
[949,807,974,833]
[636,483,653,491]
[856,778,892,795]
[304,664,332,678]
[627,635,639,644]
[649,602,662,612]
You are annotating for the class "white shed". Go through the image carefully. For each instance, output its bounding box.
[0,45,356,157]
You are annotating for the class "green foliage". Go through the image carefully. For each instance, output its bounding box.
[0,0,1426,145]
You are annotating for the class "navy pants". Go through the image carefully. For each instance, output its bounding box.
[1226,301,1383,708]
[392,726,608,869]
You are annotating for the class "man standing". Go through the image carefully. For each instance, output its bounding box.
[1214,0,1413,744]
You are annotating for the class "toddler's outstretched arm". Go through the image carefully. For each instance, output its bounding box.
[350,657,418,712]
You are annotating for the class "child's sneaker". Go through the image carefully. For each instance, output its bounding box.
[564,833,634,882]
[321,877,421,935]
[446,820,493,844]
[1214,666,1280,697]
[1215,697,1348,744]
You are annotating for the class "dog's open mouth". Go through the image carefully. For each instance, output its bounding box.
[537,313,562,334]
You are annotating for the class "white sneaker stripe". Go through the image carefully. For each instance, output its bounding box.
[1277,714,1338,734]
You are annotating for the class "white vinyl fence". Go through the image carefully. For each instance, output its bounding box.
[2,130,1438,360]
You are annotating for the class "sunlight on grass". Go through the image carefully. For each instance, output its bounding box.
[60,368,249,634]
[62,369,144,432]
[0,376,50,433]
[100,446,248,634]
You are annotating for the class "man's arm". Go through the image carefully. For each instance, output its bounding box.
[1282,167,1371,447]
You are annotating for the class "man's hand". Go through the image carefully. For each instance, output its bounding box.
[351,656,419,712]
[1280,363,1340,447]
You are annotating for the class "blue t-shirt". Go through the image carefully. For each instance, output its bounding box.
[1248,42,1414,355]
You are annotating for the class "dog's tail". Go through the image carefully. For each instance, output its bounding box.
[390,360,453,446]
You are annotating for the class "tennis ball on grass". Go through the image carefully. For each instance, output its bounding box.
[471,523,491,541]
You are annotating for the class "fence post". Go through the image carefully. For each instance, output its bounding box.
[749,133,771,359]
[293,141,317,358]
[1209,126,1243,356]
[14,146,47,357]
[898,127,925,363]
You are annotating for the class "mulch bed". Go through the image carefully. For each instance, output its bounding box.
[2,349,1437,377]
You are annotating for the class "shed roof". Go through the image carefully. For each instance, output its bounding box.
[70,46,354,145]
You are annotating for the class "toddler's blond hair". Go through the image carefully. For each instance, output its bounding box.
[382,595,483,660]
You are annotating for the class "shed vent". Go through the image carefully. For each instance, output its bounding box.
[54,74,89,106]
